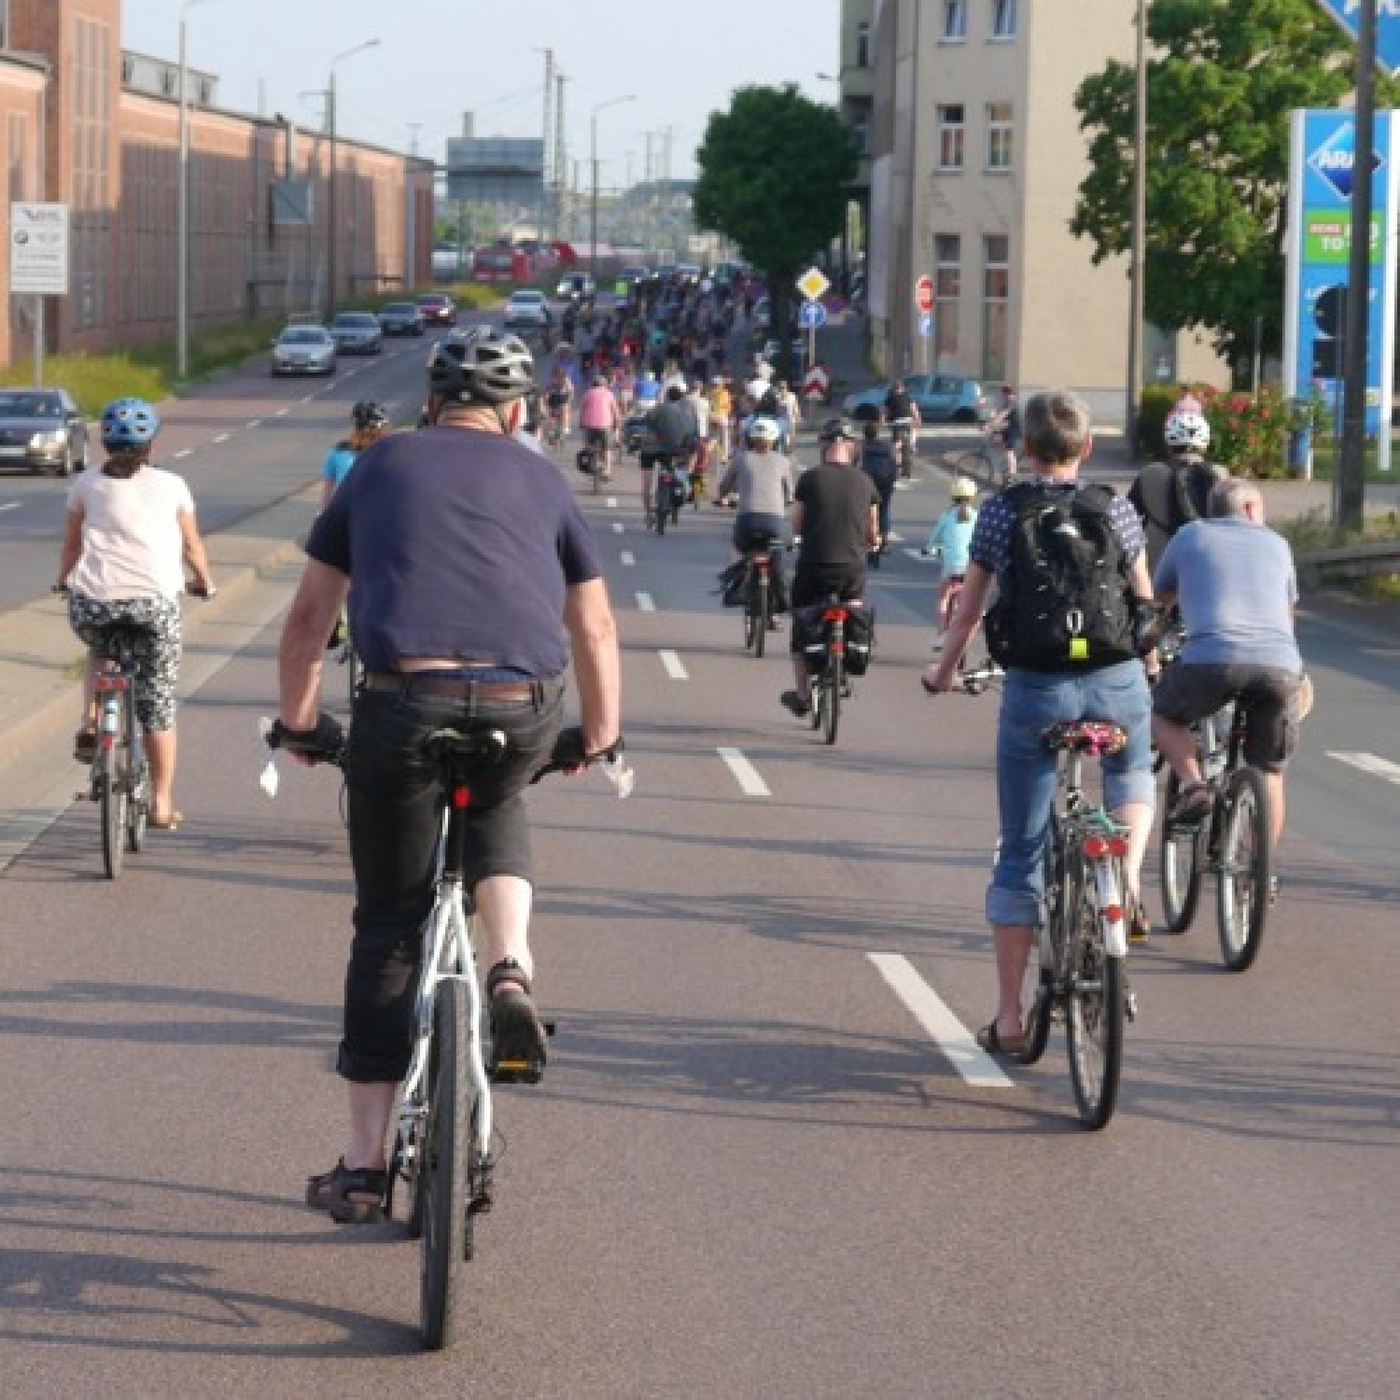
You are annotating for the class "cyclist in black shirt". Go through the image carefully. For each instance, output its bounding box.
[780,418,879,717]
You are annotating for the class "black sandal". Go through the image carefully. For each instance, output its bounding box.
[1168,781,1212,824]
[486,957,547,1084]
[305,1158,389,1224]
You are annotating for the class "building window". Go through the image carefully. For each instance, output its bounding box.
[121,55,135,86]
[992,0,1019,40]
[942,1,967,41]
[852,111,870,156]
[987,102,1014,171]
[934,234,960,365]
[983,234,1009,383]
[856,21,871,68]
[160,69,175,97]
[198,78,212,106]
[937,105,965,171]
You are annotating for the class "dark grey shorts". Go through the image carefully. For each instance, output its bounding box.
[1153,662,1302,773]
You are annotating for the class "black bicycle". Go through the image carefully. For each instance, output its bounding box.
[741,536,783,658]
[799,597,873,746]
[1159,699,1274,973]
[86,624,153,879]
[653,457,687,535]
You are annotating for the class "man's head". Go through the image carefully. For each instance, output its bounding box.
[1164,409,1210,459]
[818,417,858,463]
[1210,478,1264,522]
[1022,390,1091,468]
[426,332,536,430]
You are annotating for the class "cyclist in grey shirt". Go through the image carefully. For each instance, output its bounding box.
[715,416,795,552]
[1152,479,1303,846]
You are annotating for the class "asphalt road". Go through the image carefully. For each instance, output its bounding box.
[0,336,437,614]
[0,374,1397,1395]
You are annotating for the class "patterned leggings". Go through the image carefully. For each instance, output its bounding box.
[68,593,182,731]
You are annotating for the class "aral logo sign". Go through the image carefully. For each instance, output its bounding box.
[1307,122,1384,199]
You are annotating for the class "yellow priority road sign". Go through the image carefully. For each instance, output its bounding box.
[796,266,831,302]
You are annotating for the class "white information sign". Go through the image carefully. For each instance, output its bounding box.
[10,202,69,296]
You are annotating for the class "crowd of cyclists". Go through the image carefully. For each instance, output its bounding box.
[46,259,1307,1217]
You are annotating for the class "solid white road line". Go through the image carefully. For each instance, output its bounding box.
[717,747,770,797]
[213,433,230,444]
[620,551,636,566]
[1328,751,1400,785]
[659,649,688,680]
[275,408,289,418]
[636,591,656,612]
[867,953,1014,1089]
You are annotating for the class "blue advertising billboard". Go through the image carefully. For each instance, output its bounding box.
[1283,109,1399,467]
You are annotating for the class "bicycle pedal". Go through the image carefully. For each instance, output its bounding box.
[489,1058,544,1085]
[542,1019,557,1038]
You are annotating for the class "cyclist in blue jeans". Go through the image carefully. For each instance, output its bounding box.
[277,332,621,1221]
[923,391,1156,1055]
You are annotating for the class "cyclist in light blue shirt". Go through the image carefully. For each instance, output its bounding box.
[320,401,390,507]
[922,476,979,649]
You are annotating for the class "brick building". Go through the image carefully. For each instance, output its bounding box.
[0,0,433,367]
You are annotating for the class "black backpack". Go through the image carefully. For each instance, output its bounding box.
[984,482,1137,672]
[1169,460,1220,530]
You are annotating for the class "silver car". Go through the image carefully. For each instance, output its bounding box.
[0,387,88,476]
[270,325,337,377]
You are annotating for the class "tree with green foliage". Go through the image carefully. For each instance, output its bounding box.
[1071,0,1400,373]
[694,84,856,382]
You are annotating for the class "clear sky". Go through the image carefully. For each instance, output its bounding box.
[122,0,844,183]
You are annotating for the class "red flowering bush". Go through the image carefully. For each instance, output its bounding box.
[1197,384,1290,479]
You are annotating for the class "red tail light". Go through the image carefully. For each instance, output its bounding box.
[1084,835,1128,859]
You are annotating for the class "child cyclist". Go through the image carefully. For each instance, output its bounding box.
[922,477,979,650]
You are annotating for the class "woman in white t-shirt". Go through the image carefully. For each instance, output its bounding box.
[56,398,214,830]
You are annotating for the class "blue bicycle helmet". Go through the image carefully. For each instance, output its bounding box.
[101,398,161,449]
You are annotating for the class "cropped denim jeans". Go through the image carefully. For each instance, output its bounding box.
[987,660,1155,929]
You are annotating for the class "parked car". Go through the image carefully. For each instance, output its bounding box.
[503,289,552,331]
[416,292,457,327]
[0,387,88,476]
[556,271,596,303]
[842,373,989,424]
[378,301,425,337]
[330,311,383,355]
[270,324,337,377]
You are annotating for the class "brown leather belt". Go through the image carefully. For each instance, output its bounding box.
[362,672,537,701]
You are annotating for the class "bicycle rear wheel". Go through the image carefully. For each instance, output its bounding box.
[1216,766,1272,973]
[823,653,843,745]
[1159,772,1205,932]
[753,578,769,658]
[99,742,128,880]
[1064,857,1124,1129]
[420,978,471,1351]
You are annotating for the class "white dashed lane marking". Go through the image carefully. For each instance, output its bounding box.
[1329,751,1400,785]
[659,650,688,680]
[620,551,636,567]
[0,502,20,513]
[606,497,619,508]
[213,433,230,444]
[612,522,624,534]
[247,419,262,429]
[174,449,193,459]
[636,592,656,612]
[867,954,1013,1088]
[717,747,770,797]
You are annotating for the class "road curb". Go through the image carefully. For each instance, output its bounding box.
[0,488,316,777]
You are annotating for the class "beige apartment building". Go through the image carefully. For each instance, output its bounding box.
[857,0,1222,426]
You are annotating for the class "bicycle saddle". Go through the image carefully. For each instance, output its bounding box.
[424,728,509,765]
[1041,720,1128,757]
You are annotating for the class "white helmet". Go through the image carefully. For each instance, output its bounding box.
[747,416,781,444]
[950,477,977,501]
[1164,410,1210,454]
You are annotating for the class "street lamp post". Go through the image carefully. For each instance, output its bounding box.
[325,38,380,321]
[591,95,636,279]
[177,0,215,380]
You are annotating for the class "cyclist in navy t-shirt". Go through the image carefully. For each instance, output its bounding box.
[278,332,622,1224]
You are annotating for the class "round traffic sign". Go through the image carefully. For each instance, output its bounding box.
[797,299,828,330]
[915,275,935,314]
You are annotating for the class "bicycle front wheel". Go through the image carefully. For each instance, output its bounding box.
[1018,815,1064,1066]
[1065,858,1124,1129]
[1160,772,1205,932]
[420,978,471,1351]
[99,743,128,879]
[1216,766,1273,973]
